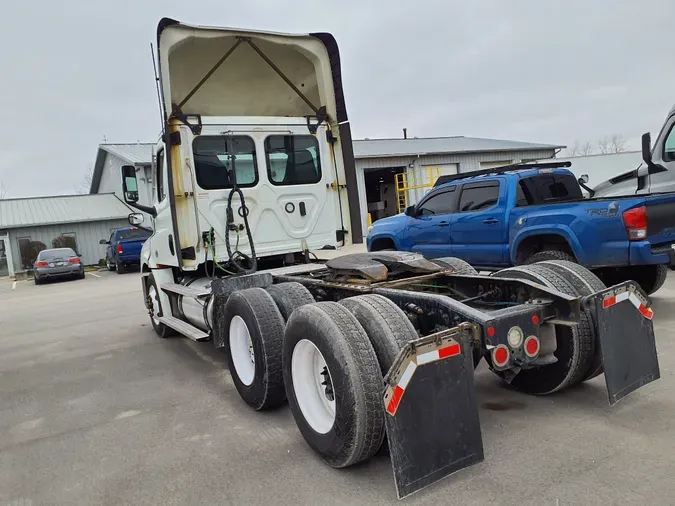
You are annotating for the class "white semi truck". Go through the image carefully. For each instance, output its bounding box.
[120,18,661,499]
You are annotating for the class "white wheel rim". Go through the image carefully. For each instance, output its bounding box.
[291,339,336,434]
[148,285,160,325]
[229,315,255,386]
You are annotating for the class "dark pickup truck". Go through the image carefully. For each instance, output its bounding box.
[100,227,152,274]
[367,162,675,294]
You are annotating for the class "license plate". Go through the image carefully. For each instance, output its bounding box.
[48,263,55,267]
[56,262,65,266]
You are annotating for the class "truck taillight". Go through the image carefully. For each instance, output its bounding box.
[117,244,124,254]
[623,206,647,241]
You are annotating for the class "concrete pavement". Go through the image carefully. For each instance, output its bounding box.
[0,270,673,505]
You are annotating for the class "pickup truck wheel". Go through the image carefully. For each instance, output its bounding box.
[339,294,417,375]
[492,264,595,394]
[523,250,576,264]
[147,275,176,338]
[537,260,606,381]
[283,302,384,468]
[266,282,315,321]
[432,257,478,275]
[106,259,115,271]
[223,288,286,411]
[116,261,126,274]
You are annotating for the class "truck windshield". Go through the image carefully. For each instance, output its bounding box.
[193,135,258,189]
[117,229,152,241]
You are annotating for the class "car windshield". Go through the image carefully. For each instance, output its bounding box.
[39,248,76,260]
[117,228,152,241]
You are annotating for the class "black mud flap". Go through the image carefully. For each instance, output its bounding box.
[382,323,484,499]
[586,282,660,405]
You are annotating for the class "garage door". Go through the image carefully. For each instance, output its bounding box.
[479,160,512,169]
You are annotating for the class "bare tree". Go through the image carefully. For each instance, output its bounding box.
[567,140,580,157]
[75,165,94,194]
[597,137,610,154]
[579,141,594,156]
[0,182,7,199]
[609,134,626,153]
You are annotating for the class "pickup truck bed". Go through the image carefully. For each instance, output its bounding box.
[367,165,675,294]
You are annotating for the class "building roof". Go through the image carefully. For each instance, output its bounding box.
[0,194,133,229]
[90,143,154,194]
[352,136,564,159]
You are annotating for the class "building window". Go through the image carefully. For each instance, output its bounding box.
[18,237,46,270]
[265,135,321,185]
[52,233,77,253]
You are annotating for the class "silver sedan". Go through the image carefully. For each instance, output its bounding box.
[34,248,85,285]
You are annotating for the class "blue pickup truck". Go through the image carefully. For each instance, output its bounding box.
[367,163,675,294]
[100,227,152,274]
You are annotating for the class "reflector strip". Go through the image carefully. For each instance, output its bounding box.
[602,290,653,320]
[386,361,417,416]
[417,343,461,365]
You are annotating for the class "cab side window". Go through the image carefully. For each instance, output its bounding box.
[156,148,166,201]
[663,123,675,162]
[417,187,457,216]
[458,182,500,212]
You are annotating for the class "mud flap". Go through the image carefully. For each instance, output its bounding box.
[382,323,484,499]
[586,282,660,405]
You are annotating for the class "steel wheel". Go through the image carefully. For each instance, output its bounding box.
[229,315,256,386]
[148,284,161,326]
[291,339,336,434]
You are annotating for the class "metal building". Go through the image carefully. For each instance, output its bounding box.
[0,194,133,278]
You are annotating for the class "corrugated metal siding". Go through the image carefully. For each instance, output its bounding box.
[7,219,129,272]
[0,194,133,229]
[101,144,154,164]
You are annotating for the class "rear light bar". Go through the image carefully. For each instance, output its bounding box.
[623,205,647,241]
[69,257,81,264]
[35,261,48,268]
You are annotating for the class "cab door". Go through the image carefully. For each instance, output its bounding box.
[145,144,179,267]
[405,187,457,258]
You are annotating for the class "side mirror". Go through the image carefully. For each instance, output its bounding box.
[641,132,652,165]
[128,212,145,226]
[404,205,417,217]
[121,165,139,203]
[99,239,109,245]
[578,174,589,184]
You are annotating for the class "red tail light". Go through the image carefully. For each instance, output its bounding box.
[69,257,81,264]
[35,261,48,268]
[117,244,124,254]
[623,206,647,241]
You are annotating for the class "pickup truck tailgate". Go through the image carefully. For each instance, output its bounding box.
[645,194,675,246]
[118,239,146,259]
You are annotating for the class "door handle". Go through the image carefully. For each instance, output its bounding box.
[483,218,498,225]
[436,222,450,227]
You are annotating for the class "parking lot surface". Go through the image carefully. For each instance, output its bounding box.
[0,270,674,505]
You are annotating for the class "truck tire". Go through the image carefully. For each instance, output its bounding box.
[116,261,126,274]
[537,260,606,381]
[339,294,417,375]
[492,264,595,394]
[283,302,384,468]
[106,259,115,271]
[432,257,479,275]
[147,274,176,339]
[266,282,315,321]
[523,250,576,265]
[223,288,286,411]
[629,265,668,295]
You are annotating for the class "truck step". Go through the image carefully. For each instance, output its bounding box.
[161,283,211,298]
[158,316,210,342]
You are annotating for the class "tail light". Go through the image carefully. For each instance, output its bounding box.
[35,261,48,268]
[491,345,510,368]
[623,206,647,240]
[69,257,81,264]
[524,336,540,358]
[117,244,124,254]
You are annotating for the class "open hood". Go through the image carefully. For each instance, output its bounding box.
[156,18,347,124]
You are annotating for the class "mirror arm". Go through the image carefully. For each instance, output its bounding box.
[127,202,157,217]
[578,181,595,197]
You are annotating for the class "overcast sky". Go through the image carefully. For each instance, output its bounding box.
[1,0,674,198]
